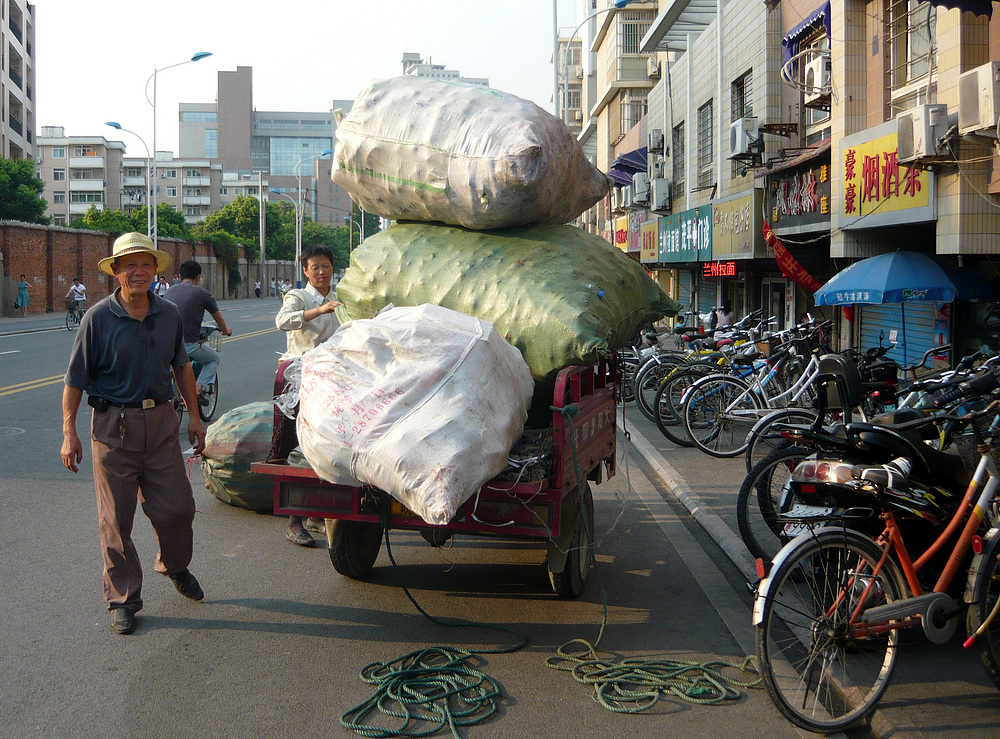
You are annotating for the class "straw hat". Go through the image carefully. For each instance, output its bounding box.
[98,232,173,276]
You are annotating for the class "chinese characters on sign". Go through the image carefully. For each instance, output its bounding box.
[614,216,629,252]
[658,205,713,264]
[640,219,658,263]
[712,190,764,259]
[841,126,933,228]
[763,144,831,233]
[702,261,737,278]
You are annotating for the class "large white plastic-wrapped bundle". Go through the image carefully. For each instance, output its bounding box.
[297,304,534,525]
[332,76,610,230]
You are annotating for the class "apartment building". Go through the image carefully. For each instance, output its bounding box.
[555,35,585,138]
[177,66,353,227]
[401,52,489,87]
[36,127,125,226]
[2,0,35,160]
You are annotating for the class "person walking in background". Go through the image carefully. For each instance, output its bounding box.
[254,279,262,299]
[155,275,169,297]
[270,278,276,297]
[275,245,343,546]
[60,232,206,636]
[16,274,29,317]
[714,300,735,330]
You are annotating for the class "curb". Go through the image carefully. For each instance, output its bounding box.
[619,418,757,582]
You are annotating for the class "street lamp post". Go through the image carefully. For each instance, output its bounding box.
[294,149,334,288]
[343,216,362,253]
[145,51,212,249]
[557,0,636,126]
[105,122,151,237]
[271,189,300,280]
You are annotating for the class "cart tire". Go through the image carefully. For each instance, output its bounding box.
[547,484,594,598]
[329,520,383,579]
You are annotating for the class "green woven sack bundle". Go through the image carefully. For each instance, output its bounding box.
[336,222,680,383]
[200,401,276,512]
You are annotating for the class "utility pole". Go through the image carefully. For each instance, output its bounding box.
[257,171,265,293]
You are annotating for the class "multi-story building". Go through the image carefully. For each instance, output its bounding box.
[178,66,354,227]
[576,0,1000,363]
[2,0,35,160]
[554,35,585,137]
[401,52,489,88]
[36,127,125,226]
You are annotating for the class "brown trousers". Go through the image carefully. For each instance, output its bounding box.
[91,402,196,613]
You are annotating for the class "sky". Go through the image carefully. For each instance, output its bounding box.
[34,0,582,157]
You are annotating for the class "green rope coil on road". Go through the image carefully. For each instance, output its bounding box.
[546,639,762,713]
[339,516,527,738]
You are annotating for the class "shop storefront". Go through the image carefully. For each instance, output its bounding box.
[710,189,766,323]
[656,204,712,320]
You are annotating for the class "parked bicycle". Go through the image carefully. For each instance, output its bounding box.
[172,325,222,422]
[753,371,1000,731]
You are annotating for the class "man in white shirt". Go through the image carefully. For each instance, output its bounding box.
[274,245,342,546]
[275,245,342,361]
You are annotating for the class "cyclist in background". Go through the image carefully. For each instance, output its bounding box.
[164,261,233,401]
[66,277,87,317]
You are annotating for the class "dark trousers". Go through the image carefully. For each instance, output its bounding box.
[91,403,196,612]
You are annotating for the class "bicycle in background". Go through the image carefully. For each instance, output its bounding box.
[64,299,85,331]
[172,325,222,422]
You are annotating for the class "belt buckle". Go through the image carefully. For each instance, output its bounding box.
[141,399,156,410]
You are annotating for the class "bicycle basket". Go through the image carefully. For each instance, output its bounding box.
[64,298,76,311]
[206,331,223,352]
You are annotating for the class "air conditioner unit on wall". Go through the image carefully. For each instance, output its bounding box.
[651,178,672,213]
[633,173,650,204]
[647,58,660,79]
[649,159,664,180]
[622,185,635,210]
[804,56,831,104]
[574,110,583,121]
[897,104,948,163]
[648,128,664,153]
[959,61,1000,136]
[729,117,759,158]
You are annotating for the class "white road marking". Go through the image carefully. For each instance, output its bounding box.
[0,350,21,355]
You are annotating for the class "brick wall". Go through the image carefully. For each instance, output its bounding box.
[0,221,267,315]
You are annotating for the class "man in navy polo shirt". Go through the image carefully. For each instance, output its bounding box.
[61,232,206,636]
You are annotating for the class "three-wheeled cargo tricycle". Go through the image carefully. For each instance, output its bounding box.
[251,358,617,597]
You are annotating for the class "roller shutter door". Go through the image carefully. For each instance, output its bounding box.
[859,302,938,367]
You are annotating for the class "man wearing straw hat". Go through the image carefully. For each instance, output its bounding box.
[60,232,206,636]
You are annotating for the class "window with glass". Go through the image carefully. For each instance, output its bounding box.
[205,129,218,159]
[53,215,66,225]
[52,168,65,181]
[731,70,753,121]
[672,123,685,195]
[889,0,935,89]
[53,191,66,203]
[74,145,93,157]
[186,206,201,216]
[71,169,93,180]
[185,169,202,177]
[269,137,335,176]
[697,101,713,189]
[161,169,177,179]
[181,111,218,122]
[166,187,178,197]
[621,89,648,135]
[52,146,65,158]
[71,191,103,203]
[124,167,145,178]
[618,9,656,55]
[220,187,228,196]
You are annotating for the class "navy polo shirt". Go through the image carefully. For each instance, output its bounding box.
[64,289,189,404]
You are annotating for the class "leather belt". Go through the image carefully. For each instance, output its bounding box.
[89,396,168,411]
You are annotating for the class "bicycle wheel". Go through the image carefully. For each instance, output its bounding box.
[198,377,219,422]
[745,407,819,474]
[969,538,1000,692]
[653,365,715,447]
[682,374,764,457]
[756,528,905,732]
[737,444,812,562]
[65,310,75,331]
[634,354,684,421]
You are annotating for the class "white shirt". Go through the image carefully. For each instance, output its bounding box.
[69,283,87,302]
[275,282,341,360]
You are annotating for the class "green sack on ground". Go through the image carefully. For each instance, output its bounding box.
[200,401,276,512]
[336,222,680,383]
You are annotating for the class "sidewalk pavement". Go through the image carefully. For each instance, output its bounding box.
[619,400,997,738]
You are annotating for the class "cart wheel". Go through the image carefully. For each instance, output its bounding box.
[329,520,383,579]
[547,484,594,598]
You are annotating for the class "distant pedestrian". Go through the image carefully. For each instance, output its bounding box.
[714,301,735,330]
[270,278,276,297]
[254,279,262,299]
[16,274,29,317]
[155,276,169,297]
[172,273,181,286]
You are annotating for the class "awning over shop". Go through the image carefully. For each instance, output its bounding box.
[607,147,648,186]
[920,0,995,18]
[782,1,830,65]
[764,138,831,175]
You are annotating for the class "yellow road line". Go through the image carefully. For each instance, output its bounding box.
[0,329,280,397]
[0,376,64,397]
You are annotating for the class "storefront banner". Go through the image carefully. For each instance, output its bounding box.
[712,189,764,259]
[628,212,644,253]
[763,220,823,292]
[765,145,832,235]
[839,120,935,229]
[659,204,712,263]
[614,216,629,252]
[640,218,658,263]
